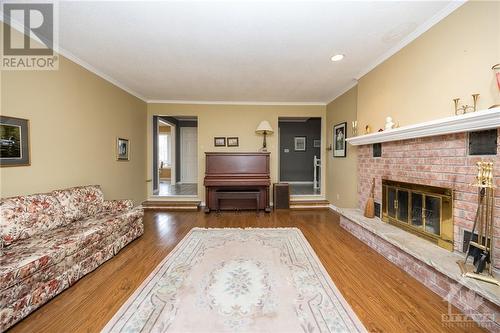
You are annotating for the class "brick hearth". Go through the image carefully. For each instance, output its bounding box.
[339,214,499,331]
[357,129,500,268]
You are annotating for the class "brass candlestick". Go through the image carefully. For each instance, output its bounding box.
[453,94,480,115]
[352,121,358,136]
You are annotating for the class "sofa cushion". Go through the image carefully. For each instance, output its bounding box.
[0,217,144,309]
[0,193,66,247]
[93,206,144,231]
[100,199,134,214]
[51,185,104,223]
[0,237,68,292]
[0,207,143,292]
[0,224,105,291]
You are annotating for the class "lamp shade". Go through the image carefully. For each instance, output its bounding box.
[255,120,273,134]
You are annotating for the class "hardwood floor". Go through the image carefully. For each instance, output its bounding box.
[9,209,485,333]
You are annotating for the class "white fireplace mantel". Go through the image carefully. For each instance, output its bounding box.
[346,108,500,146]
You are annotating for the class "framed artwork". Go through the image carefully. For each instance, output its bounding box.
[313,139,321,148]
[294,136,306,151]
[227,137,239,147]
[117,137,130,161]
[0,115,30,167]
[214,137,226,147]
[333,122,347,157]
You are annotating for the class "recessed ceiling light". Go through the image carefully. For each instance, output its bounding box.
[331,54,344,62]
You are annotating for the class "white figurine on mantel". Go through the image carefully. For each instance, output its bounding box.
[385,116,395,130]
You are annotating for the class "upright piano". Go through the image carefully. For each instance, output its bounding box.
[204,152,271,213]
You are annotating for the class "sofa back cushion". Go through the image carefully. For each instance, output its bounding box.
[51,185,104,222]
[0,193,66,246]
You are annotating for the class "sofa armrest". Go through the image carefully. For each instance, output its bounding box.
[101,199,134,213]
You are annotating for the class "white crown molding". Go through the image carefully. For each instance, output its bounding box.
[326,81,358,105]
[1,16,147,102]
[147,99,327,106]
[346,108,500,146]
[355,0,465,81]
[325,1,464,104]
[3,1,464,107]
[57,47,147,101]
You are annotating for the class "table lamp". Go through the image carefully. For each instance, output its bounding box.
[255,120,273,152]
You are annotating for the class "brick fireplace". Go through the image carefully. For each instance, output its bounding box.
[357,129,500,269]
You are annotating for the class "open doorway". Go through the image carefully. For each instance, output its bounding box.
[153,116,198,196]
[278,117,321,195]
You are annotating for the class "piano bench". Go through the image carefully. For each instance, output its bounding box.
[215,191,260,213]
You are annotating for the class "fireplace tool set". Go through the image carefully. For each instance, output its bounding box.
[458,161,499,285]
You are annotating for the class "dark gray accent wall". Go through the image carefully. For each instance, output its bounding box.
[279,118,321,181]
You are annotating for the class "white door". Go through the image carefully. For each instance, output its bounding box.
[180,127,198,183]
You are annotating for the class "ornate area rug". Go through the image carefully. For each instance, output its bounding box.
[103,228,366,332]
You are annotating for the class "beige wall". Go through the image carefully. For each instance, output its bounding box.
[4,1,497,208]
[1,26,147,204]
[357,1,500,130]
[147,103,326,202]
[326,86,358,208]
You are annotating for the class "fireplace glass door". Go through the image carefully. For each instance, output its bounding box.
[387,187,409,223]
[397,190,409,223]
[424,195,441,236]
[387,187,396,218]
[382,179,453,251]
[411,193,423,227]
[410,192,441,235]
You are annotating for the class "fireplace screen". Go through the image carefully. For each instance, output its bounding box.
[382,180,453,250]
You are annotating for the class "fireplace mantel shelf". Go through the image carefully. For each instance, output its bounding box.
[346,108,500,146]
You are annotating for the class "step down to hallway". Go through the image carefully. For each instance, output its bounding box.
[142,200,201,211]
[289,199,330,210]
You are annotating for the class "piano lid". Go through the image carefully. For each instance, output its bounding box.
[205,152,270,176]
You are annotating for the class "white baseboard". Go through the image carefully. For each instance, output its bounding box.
[291,195,325,201]
[328,204,344,214]
[281,181,314,184]
[148,195,199,201]
[200,202,275,207]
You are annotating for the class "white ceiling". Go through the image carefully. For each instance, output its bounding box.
[53,1,462,103]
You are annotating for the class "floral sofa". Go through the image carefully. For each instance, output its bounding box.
[0,185,144,331]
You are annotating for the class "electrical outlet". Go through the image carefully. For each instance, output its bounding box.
[336,193,340,200]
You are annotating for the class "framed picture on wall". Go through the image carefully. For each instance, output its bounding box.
[214,137,226,147]
[227,137,239,147]
[117,137,130,161]
[294,136,306,151]
[0,115,30,167]
[313,139,321,148]
[333,122,347,157]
